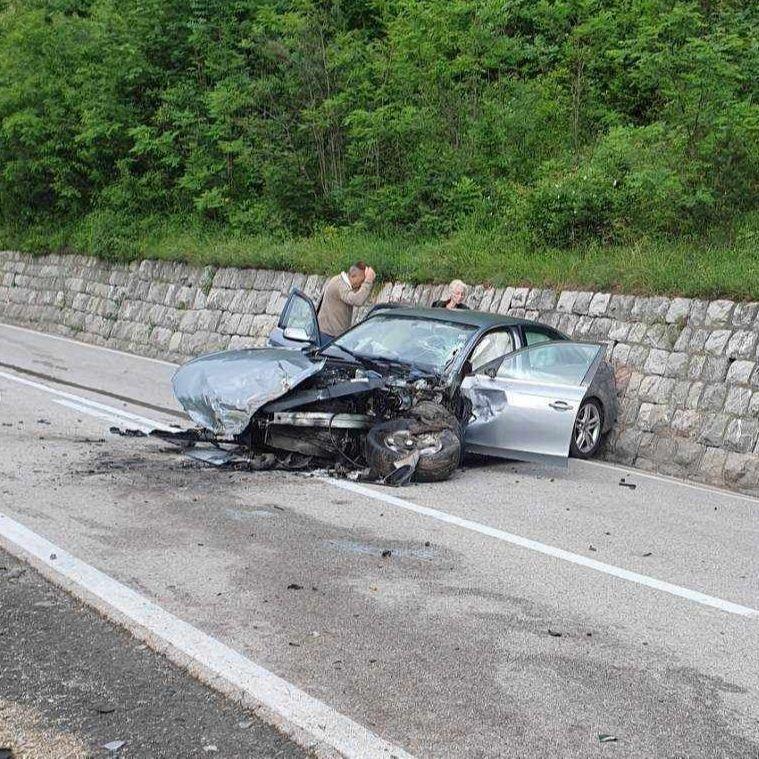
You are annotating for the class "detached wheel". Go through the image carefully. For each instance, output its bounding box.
[366,418,461,483]
[570,398,604,459]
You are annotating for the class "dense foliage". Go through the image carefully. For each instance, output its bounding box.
[0,0,757,259]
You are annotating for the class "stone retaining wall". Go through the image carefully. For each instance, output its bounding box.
[1,250,757,495]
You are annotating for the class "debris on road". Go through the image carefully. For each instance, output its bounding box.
[642,552,653,557]
[109,426,146,438]
[103,740,125,752]
[548,629,563,637]
[598,734,618,743]
[619,477,637,490]
[381,549,392,558]
[287,583,303,590]
[94,704,116,715]
[588,545,597,552]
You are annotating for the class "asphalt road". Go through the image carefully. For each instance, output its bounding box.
[1,322,758,758]
[0,549,303,758]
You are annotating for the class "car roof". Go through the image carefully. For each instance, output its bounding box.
[367,305,539,330]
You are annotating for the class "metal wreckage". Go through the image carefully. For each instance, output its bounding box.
[149,346,468,486]
[119,296,617,486]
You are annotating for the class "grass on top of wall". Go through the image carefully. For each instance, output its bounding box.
[3,212,758,300]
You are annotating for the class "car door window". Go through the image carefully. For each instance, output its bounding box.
[497,342,601,386]
[279,291,319,341]
[524,327,554,346]
[470,329,514,373]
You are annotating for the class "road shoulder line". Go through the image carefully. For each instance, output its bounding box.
[0,513,412,759]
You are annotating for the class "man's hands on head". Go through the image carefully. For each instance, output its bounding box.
[364,266,376,284]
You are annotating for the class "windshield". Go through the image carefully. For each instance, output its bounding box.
[323,314,477,373]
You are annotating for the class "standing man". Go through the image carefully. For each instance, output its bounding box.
[317,261,376,342]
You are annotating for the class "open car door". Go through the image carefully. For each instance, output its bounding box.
[268,289,321,349]
[461,341,605,466]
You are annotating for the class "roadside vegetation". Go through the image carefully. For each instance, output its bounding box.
[0,0,757,297]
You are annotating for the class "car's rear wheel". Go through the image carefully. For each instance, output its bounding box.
[570,398,604,459]
[366,417,461,483]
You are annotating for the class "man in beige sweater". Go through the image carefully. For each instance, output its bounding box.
[317,261,376,342]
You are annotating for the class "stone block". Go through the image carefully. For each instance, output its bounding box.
[638,376,675,403]
[732,302,759,328]
[588,292,611,316]
[704,329,732,355]
[511,287,530,308]
[672,409,702,437]
[726,330,757,359]
[724,452,759,490]
[699,384,727,412]
[571,291,593,314]
[627,323,648,344]
[608,321,630,341]
[664,352,689,378]
[665,298,691,324]
[673,440,704,467]
[686,382,704,410]
[724,418,759,453]
[610,428,643,464]
[644,349,669,375]
[697,414,729,447]
[705,299,734,326]
[687,355,706,380]
[702,356,730,383]
[556,291,577,313]
[497,287,515,314]
[725,386,751,416]
[637,403,671,432]
[608,294,636,319]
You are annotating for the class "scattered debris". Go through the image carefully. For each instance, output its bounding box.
[642,551,653,557]
[588,545,597,552]
[619,477,637,490]
[598,734,618,743]
[203,745,218,753]
[109,426,146,437]
[548,629,563,637]
[381,549,392,558]
[237,720,254,730]
[94,704,116,714]
[424,541,431,547]
[287,583,303,590]
[49,553,57,560]
[103,740,125,752]
[36,418,51,425]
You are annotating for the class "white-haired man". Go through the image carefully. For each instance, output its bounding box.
[432,279,469,310]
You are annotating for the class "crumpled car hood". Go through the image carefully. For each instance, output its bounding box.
[172,348,325,436]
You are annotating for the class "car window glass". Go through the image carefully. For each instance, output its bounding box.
[282,294,318,340]
[524,328,553,346]
[325,315,476,373]
[496,343,600,385]
[471,330,513,372]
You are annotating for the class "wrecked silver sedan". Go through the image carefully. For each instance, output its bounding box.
[170,290,617,483]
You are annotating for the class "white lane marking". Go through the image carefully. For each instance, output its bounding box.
[326,479,759,619]
[0,321,178,367]
[0,370,175,431]
[52,399,155,434]
[0,514,413,759]
[577,458,759,505]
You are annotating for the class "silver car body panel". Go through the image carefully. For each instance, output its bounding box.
[172,348,325,436]
[462,341,604,466]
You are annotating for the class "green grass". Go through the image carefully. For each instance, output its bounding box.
[3,212,758,300]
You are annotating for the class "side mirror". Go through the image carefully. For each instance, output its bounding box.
[283,326,312,342]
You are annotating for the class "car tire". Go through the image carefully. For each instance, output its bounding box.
[366,417,461,483]
[570,397,604,459]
